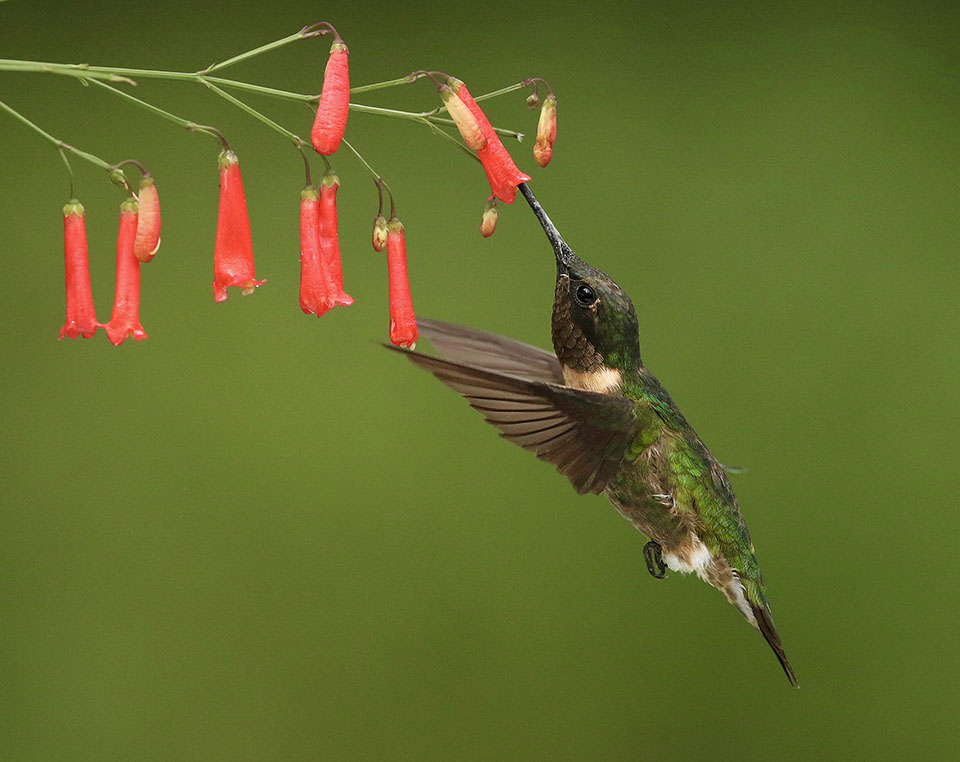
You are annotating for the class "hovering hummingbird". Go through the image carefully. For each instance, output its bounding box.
[387,183,798,686]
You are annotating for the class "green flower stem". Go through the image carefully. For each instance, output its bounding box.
[198,25,322,75]
[346,102,522,142]
[0,59,317,102]
[200,80,306,148]
[0,61,524,141]
[0,98,112,171]
[207,77,316,101]
[340,138,394,197]
[429,115,524,142]
[87,78,225,145]
[349,73,425,95]
[471,82,527,103]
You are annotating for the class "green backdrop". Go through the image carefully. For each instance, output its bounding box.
[2,1,957,759]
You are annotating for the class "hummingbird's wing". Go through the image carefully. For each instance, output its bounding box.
[416,318,565,385]
[388,343,638,495]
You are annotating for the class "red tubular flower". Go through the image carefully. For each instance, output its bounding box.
[311,37,350,155]
[386,217,418,348]
[105,197,148,346]
[533,94,557,168]
[317,169,353,307]
[448,78,531,204]
[299,185,328,316]
[213,149,265,302]
[371,214,388,252]
[298,185,341,317]
[134,174,161,262]
[59,199,99,340]
[480,197,499,238]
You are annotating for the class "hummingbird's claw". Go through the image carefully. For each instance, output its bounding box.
[643,541,667,579]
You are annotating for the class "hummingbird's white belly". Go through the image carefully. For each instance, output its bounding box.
[661,538,712,576]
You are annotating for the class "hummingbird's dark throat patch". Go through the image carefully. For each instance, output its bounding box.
[552,276,604,374]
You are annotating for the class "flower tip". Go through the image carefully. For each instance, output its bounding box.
[105,323,148,346]
[241,279,267,296]
[533,143,553,168]
[58,322,99,341]
[390,322,418,349]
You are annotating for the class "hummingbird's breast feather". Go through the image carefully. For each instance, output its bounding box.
[561,365,623,394]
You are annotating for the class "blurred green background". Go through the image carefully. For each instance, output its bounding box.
[1,0,957,759]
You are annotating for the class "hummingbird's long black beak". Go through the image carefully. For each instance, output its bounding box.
[518,182,577,275]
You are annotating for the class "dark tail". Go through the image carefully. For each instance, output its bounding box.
[752,604,799,688]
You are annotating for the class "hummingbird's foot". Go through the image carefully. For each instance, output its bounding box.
[643,541,668,579]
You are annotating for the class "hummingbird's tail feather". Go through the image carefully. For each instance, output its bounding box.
[751,603,799,687]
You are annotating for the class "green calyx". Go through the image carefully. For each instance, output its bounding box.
[218,149,239,169]
[321,167,340,188]
[62,199,85,217]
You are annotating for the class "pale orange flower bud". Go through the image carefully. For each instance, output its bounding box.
[480,198,499,238]
[533,95,557,168]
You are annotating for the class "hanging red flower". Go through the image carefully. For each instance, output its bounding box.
[317,168,353,307]
[311,35,350,155]
[59,199,100,340]
[105,197,148,345]
[386,217,418,348]
[213,149,265,302]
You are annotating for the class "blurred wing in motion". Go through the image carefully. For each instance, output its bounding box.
[387,322,637,494]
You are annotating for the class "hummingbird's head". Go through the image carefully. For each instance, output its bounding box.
[518,184,642,386]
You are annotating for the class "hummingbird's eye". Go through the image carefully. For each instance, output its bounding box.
[575,283,597,307]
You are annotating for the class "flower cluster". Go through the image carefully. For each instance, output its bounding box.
[53,24,558,348]
[59,173,161,345]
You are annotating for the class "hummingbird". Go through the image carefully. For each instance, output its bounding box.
[387,183,798,686]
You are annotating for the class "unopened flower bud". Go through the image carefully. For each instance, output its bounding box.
[134,175,161,262]
[311,37,350,155]
[533,94,557,168]
[372,214,388,252]
[480,198,499,238]
[526,93,540,110]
